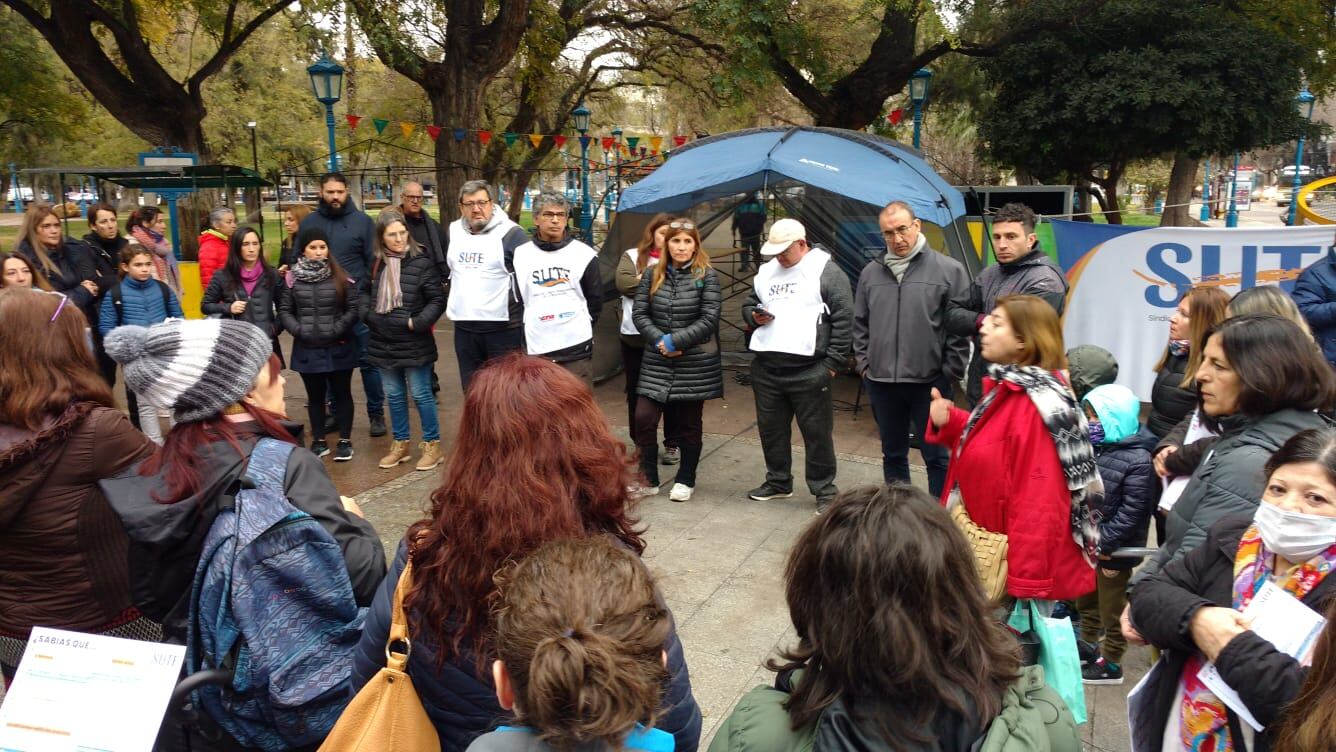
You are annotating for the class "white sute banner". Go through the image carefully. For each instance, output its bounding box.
[1052,221,1332,401]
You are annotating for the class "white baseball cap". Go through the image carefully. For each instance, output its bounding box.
[759,218,807,256]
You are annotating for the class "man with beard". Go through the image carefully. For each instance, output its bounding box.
[445,180,530,390]
[299,172,386,436]
[945,202,1068,406]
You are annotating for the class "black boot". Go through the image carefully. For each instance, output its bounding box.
[638,444,660,488]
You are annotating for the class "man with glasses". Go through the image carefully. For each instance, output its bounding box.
[513,191,602,384]
[445,180,530,390]
[397,181,449,282]
[742,218,854,514]
[944,202,1068,405]
[852,201,971,498]
[299,171,386,437]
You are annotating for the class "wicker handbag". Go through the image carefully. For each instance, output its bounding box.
[948,488,1009,603]
[318,561,440,751]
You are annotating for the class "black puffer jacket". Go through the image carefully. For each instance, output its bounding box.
[1093,438,1156,570]
[80,233,125,298]
[633,264,723,402]
[365,252,446,368]
[1129,516,1335,752]
[202,267,281,338]
[277,275,361,373]
[18,238,98,317]
[1147,351,1196,438]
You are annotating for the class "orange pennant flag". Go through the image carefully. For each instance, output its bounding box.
[528,134,543,148]
[649,136,663,151]
[400,122,415,138]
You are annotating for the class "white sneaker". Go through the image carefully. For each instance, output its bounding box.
[628,484,659,499]
[669,483,694,502]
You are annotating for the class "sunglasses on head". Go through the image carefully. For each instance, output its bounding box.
[668,221,696,230]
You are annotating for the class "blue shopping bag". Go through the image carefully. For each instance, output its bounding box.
[1008,599,1087,725]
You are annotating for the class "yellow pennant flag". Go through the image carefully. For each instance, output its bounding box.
[400,122,415,138]
[649,136,663,151]
[528,134,544,148]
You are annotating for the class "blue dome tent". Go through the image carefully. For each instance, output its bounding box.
[593,126,974,380]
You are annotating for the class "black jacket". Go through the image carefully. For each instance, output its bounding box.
[350,541,703,752]
[1129,516,1335,752]
[365,252,446,368]
[278,275,361,373]
[742,251,855,373]
[80,232,125,299]
[299,199,376,280]
[401,207,449,282]
[97,422,386,644]
[18,238,98,317]
[1147,352,1196,439]
[202,267,281,338]
[1093,438,1155,569]
[633,264,723,402]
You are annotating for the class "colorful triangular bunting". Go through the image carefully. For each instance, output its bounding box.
[373,119,389,135]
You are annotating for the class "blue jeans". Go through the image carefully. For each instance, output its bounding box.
[380,364,439,442]
[355,323,385,417]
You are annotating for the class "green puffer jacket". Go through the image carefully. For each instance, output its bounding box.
[707,666,1080,752]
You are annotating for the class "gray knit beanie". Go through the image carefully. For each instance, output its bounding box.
[104,318,274,423]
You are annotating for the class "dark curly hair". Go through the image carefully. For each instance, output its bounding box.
[991,202,1037,234]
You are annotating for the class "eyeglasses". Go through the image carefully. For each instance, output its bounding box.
[45,290,68,322]
[539,211,568,220]
[403,194,424,201]
[668,221,696,230]
[460,200,491,209]
[882,224,917,238]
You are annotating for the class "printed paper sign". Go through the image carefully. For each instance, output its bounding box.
[0,627,184,751]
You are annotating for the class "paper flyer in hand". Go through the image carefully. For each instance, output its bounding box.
[0,627,185,751]
[1195,580,1327,731]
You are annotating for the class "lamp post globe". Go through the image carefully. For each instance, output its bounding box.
[573,102,593,242]
[1288,86,1317,226]
[307,52,345,173]
[909,68,933,150]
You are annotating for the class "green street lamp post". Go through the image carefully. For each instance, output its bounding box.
[307,53,345,173]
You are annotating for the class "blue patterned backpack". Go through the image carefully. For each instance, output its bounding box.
[186,438,368,751]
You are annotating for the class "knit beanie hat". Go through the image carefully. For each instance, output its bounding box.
[294,226,330,259]
[104,318,274,423]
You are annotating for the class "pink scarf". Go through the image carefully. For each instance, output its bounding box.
[240,262,263,296]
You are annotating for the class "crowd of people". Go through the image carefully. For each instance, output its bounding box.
[2,184,1336,752]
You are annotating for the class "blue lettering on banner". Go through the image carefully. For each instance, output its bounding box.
[458,251,485,264]
[1143,243,1192,307]
[768,282,798,297]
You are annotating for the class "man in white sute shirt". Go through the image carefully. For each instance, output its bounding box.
[741,218,854,515]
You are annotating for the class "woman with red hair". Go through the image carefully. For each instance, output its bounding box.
[350,353,702,752]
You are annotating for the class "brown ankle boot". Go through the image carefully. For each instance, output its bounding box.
[415,440,443,471]
[378,439,411,469]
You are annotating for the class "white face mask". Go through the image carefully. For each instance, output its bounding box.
[1253,502,1336,561]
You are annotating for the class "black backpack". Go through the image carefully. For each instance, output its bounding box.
[110,279,173,326]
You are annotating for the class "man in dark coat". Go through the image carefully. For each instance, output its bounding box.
[731,192,766,273]
[299,172,385,436]
[397,181,449,283]
[945,202,1069,405]
[1292,236,1336,368]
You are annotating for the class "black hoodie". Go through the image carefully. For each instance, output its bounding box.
[98,421,386,643]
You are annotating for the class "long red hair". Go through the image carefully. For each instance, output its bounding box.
[405,353,644,669]
[138,354,295,503]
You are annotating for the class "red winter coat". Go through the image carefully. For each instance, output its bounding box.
[926,375,1095,600]
[197,229,229,292]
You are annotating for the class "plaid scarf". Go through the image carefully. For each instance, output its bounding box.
[1179,527,1336,751]
[962,363,1103,563]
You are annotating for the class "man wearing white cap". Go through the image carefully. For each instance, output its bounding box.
[741,218,853,514]
[853,200,971,498]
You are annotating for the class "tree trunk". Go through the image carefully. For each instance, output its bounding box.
[1160,152,1200,227]
[1092,164,1124,224]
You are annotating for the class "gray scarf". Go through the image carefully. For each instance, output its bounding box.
[883,233,925,281]
[375,252,404,315]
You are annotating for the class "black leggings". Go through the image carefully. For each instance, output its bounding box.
[302,370,354,440]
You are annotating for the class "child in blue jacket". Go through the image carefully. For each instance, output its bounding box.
[99,243,184,443]
[1076,383,1155,686]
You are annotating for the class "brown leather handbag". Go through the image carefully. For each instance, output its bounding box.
[948,488,1009,603]
[318,561,440,751]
